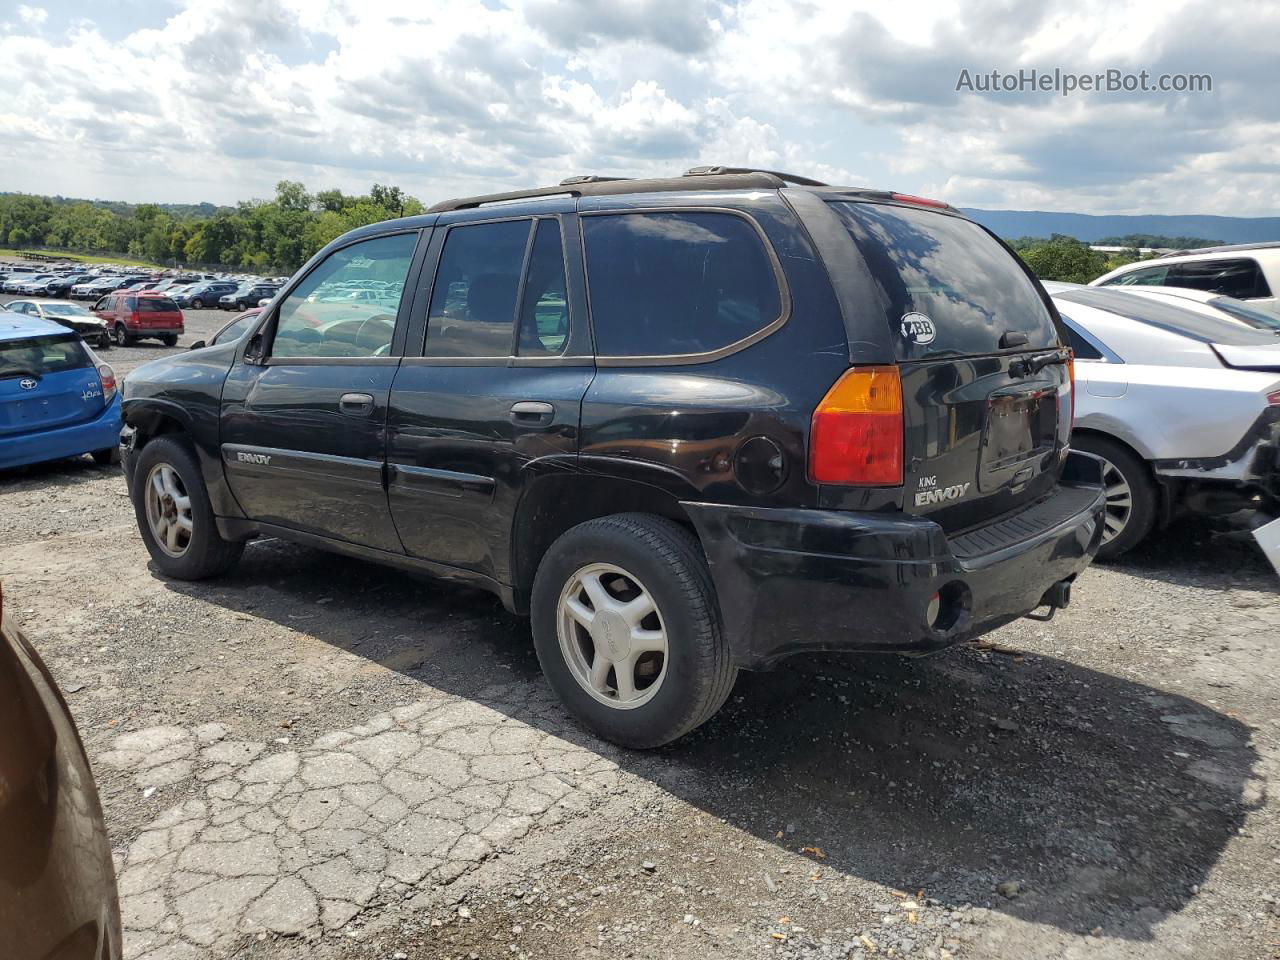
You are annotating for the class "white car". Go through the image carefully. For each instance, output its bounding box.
[1090,242,1280,314]
[1045,282,1280,557]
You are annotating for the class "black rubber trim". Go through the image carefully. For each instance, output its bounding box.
[948,483,1101,560]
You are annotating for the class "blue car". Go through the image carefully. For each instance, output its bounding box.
[1,313,121,471]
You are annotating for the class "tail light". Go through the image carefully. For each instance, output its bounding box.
[809,365,904,486]
[98,364,117,403]
[1067,352,1076,429]
[1267,388,1280,406]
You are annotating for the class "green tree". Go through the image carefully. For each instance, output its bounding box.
[1017,235,1110,284]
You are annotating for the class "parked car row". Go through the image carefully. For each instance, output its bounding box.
[0,260,285,308]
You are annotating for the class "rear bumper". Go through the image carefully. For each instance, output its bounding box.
[0,395,122,471]
[126,326,184,336]
[683,450,1106,669]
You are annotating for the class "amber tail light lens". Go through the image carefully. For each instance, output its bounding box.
[809,365,904,486]
[1067,352,1076,429]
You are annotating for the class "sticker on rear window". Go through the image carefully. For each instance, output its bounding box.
[900,313,936,345]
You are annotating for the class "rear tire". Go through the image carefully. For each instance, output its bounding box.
[131,436,244,579]
[531,513,737,749]
[1072,434,1156,560]
[191,298,204,309]
[161,334,178,347]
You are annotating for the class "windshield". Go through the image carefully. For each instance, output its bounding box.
[829,200,1057,358]
[1056,288,1280,345]
[42,303,93,317]
[0,334,93,379]
[1208,296,1280,332]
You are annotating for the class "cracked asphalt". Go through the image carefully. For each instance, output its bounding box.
[2,309,1279,959]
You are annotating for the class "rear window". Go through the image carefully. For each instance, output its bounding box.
[138,297,179,312]
[1056,288,1279,346]
[0,334,93,379]
[830,201,1057,358]
[581,211,783,358]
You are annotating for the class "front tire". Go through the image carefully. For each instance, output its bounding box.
[1072,434,1157,560]
[191,298,204,309]
[531,514,737,749]
[131,436,244,579]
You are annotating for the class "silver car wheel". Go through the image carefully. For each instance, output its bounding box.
[1099,456,1133,544]
[144,463,194,558]
[556,562,668,710]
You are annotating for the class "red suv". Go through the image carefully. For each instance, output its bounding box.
[92,291,184,346]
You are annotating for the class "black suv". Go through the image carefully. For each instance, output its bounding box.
[119,169,1105,748]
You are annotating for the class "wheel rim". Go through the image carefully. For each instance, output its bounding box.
[1099,456,1133,544]
[115,326,126,344]
[144,463,194,558]
[556,562,668,710]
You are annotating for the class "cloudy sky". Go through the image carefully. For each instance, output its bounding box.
[1,0,1275,215]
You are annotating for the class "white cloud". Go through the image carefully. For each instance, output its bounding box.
[0,0,1274,216]
[17,5,48,27]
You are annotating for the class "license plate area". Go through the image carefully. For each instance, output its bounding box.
[979,389,1056,491]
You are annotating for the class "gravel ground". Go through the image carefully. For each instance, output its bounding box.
[2,302,1279,959]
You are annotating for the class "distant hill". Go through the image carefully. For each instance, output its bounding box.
[961,208,1280,245]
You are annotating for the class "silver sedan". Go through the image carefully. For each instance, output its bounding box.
[1045,282,1280,558]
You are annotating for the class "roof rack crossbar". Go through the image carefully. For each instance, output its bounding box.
[684,165,828,187]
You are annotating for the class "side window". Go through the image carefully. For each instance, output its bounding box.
[1058,316,1103,360]
[1104,265,1168,286]
[424,219,531,359]
[101,296,115,312]
[272,232,417,359]
[581,211,783,358]
[1169,258,1271,299]
[517,220,569,356]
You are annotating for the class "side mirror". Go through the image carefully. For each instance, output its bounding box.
[243,332,265,364]
[188,340,207,350]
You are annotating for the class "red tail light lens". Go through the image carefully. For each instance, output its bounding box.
[1267,388,1280,406]
[809,366,904,486]
[98,364,117,403]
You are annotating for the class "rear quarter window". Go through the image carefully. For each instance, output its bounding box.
[1169,258,1272,299]
[581,211,784,358]
[830,201,1057,359]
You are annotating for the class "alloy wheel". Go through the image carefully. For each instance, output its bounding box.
[1099,456,1133,544]
[144,463,194,558]
[557,562,668,710]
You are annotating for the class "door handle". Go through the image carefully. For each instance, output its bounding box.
[510,400,555,423]
[340,392,375,417]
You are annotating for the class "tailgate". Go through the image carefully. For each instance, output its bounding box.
[0,335,105,437]
[829,199,1070,531]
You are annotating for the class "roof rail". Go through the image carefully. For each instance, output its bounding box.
[684,165,828,187]
[1157,240,1280,257]
[426,171,788,213]
[559,175,631,185]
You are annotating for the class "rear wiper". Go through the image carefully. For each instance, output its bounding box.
[1010,349,1070,378]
